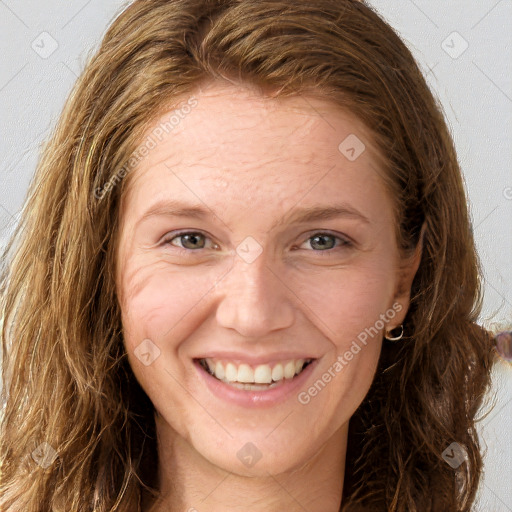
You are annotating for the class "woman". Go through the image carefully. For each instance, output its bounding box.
[0,0,498,510]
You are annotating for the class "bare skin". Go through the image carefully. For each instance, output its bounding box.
[115,81,421,512]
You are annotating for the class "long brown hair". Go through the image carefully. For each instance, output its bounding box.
[0,1,496,510]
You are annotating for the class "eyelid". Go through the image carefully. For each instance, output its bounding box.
[160,230,217,252]
[295,231,354,253]
[161,229,354,254]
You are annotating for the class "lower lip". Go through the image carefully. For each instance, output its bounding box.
[194,360,318,408]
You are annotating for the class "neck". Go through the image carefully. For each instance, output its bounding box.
[143,415,347,512]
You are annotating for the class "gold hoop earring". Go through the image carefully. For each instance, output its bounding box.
[384,324,404,341]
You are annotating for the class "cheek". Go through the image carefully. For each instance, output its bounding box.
[120,260,227,344]
[120,253,396,358]
[304,341,381,438]
[286,260,396,347]
[119,262,226,431]
[288,262,393,409]
[293,269,388,426]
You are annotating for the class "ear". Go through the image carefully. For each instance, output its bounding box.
[390,222,425,327]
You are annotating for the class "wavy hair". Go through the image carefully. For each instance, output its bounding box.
[0,1,496,510]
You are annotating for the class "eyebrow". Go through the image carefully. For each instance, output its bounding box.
[136,198,371,229]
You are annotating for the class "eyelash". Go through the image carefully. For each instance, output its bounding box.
[160,230,353,256]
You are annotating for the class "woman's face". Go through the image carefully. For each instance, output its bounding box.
[116,81,419,476]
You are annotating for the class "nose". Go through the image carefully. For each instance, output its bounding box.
[214,250,295,339]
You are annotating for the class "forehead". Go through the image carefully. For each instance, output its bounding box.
[144,81,382,160]
[120,81,391,223]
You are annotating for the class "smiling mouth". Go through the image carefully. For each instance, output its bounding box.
[196,357,315,390]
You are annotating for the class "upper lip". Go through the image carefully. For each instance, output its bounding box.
[194,351,318,366]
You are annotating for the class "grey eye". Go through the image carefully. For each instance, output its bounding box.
[308,234,337,251]
[175,233,206,250]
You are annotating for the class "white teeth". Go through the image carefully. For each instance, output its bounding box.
[283,361,295,379]
[201,358,311,385]
[214,361,225,380]
[205,359,216,374]
[237,364,254,383]
[271,364,283,381]
[225,362,238,382]
[254,364,272,384]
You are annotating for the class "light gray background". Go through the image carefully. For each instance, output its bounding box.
[0,1,511,510]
